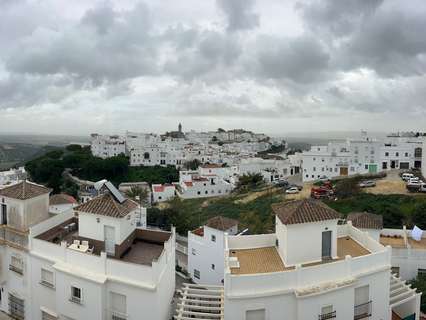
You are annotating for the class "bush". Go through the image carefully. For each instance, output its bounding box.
[408,273,426,312]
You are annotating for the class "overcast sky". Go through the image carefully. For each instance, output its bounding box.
[0,0,425,136]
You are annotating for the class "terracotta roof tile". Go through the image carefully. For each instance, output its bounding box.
[0,180,51,200]
[347,212,383,230]
[75,193,138,218]
[272,199,341,225]
[50,193,77,205]
[206,216,238,231]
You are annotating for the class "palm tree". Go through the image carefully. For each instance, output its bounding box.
[125,186,150,206]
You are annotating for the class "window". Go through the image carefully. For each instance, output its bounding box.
[41,310,58,320]
[246,309,265,320]
[313,167,316,172]
[211,264,215,270]
[70,286,82,304]
[197,191,201,195]
[9,294,24,320]
[192,248,196,255]
[391,266,400,277]
[211,235,216,242]
[194,269,200,279]
[320,305,335,319]
[365,165,368,170]
[385,152,389,157]
[10,255,24,275]
[396,152,399,157]
[110,292,127,320]
[41,268,54,288]
[418,268,426,275]
[405,152,409,157]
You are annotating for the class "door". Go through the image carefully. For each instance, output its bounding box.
[104,226,115,256]
[339,167,348,176]
[391,160,396,169]
[399,162,409,169]
[322,231,332,259]
[368,164,378,174]
[1,204,6,225]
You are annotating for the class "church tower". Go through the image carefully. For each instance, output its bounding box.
[178,122,182,133]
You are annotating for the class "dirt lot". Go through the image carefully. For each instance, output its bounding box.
[285,182,313,200]
[364,170,409,195]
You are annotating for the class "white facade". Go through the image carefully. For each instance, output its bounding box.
[302,134,423,182]
[0,182,174,320]
[223,217,420,320]
[0,167,26,187]
[152,184,176,203]
[90,134,126,159]
[49,202,77,215]
[188,221,238,285]
[422,138,426,178]
[177,170,233,199]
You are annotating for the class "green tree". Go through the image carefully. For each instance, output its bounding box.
[184,159,201,170]
[236,173,264,192]
[125,186,150,206]
[412,202,426,229]
[408,273,426,312]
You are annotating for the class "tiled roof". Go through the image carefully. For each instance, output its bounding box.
[201,164,223,168]
[272,199,341,225]
[184,181,193,187]
[0,180,51,200]
[347,212,383,230]
[50,193,77,205]
[206,216,238,231]
[75,193,138,218]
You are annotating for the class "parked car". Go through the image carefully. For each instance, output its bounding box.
[408,177,422,184]
[402,173,414,181]
[359,180,376,188]
[286,187,299,194]
[318,175,330,182]
[287,184,303,191]
[272,180,289,188]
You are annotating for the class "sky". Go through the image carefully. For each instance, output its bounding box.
[0,0,426,136]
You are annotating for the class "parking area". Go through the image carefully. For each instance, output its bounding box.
[364,170,409,195]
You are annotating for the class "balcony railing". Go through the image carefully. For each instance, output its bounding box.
[318,311,336,320]
[354,301,372,320]
[111,310,127,320]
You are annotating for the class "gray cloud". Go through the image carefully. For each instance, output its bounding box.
[217,0,259,31]
[254,36,330,83]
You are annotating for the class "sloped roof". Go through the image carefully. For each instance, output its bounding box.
[50,193,77,205]
[206,216,238,231]
[272,199,341,225]
[347,212,383,230]
[75,193,138,218]
[0,180,51,200]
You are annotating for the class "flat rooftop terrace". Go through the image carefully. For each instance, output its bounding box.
[380,236,406,248]
[36,218,170,266]
[229,237,370,275]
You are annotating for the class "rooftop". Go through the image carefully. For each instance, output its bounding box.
[380,235,406,248]
[0,180,51,200]
[36,218,170,266]
[205,216,238,231]
[50,193,77,205]
[229,236,370,275]
[272,199,341,225]
[75,193,138,218]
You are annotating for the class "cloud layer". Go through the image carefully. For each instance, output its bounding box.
[1,0,426,135]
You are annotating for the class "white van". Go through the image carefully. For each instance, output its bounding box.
[402,173,414,181]
[420,183,426,193]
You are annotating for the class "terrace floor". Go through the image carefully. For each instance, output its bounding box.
[229,236,370,275]
[120,240,164,265]
[407,238,426,249]
[380,236,406,248]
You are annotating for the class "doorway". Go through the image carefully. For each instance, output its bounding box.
[339,167,348,176]
[322,231,332,259]
[391,160,396,169]
[1,204,7,225]
[104,226,115,256]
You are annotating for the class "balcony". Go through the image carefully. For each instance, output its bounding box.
[111,311,127,320]
[318,311,336,320]
[354,301,372,320]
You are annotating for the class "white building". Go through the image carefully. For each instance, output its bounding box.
[177,170,232,199]
[188,216,238,285]
[152,184,176,203]
[49,193,78,215]
[0,181,53,319]
[422,137,426,178]
[302,133,424,182]
[90,134,126,159]
[0,180,176,320]
[0,166,27,187]
[222,199,420,320]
